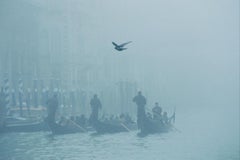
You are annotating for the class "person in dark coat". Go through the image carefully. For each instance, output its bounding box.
[11,89,16,107]
[89,94,102,124]
[18,89,23,117]
[0,88,6,129]
[26,88,31,116]
[0,88,7,117]
[33,89,38,107]
[133,91,146,129]
[46,94,59,125]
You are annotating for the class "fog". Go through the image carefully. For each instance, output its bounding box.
[0,0,239,159]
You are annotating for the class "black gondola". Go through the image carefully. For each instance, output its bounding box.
[93,120,137,134]
[139,118,173,136]
[0,116,49,133]
[47,120,87,135]
[0,121,48,133]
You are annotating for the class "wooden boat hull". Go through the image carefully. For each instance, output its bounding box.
[93,121,137,134]
[1,121,49,133]
[47,122,86,135]
[140,118,173,135]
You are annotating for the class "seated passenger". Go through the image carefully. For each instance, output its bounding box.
[146,112,153,119]
[59,116,68,126]
[119,113,126,123]
[162,112,169,124]
[162,111,175,124]
[125,113,134,124]
[152,102,162,120]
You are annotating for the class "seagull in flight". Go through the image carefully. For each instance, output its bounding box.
[112,41,132,51]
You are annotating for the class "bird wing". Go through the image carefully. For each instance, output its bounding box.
[119,41,132,47]
[112,42,119,47]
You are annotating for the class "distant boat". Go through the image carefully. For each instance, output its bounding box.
[0,117,48,133]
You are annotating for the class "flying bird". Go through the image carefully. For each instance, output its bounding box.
[112,41,132,51]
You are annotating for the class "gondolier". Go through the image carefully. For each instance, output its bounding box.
[46,94,58,126]
[89,94,102,125]
[0,87,7,128]
[133,91,146,130]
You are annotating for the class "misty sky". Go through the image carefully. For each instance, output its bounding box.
[61,0,239,109]
[1,0,239,111]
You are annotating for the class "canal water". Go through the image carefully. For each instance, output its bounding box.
[0,108,239,160]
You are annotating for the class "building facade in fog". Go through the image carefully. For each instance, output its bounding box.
[0,0,93,90]
[0,0,137,115]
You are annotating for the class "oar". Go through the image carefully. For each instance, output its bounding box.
[69,119,87,132]
[120,123,131,132]
[172,126,181,133]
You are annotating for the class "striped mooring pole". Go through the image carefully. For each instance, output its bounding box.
[3,78,10,108]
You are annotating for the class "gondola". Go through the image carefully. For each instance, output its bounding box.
[139,118,173,136]
[1,121,48,133]
[47,120,87,135]
[93,120,137,134]
[0,116,49,133]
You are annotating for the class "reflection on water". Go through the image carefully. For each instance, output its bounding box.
[0,129,238,160]
[1,109,239,160]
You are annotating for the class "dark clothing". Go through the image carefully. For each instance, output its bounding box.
[136,107,146,129]
[47,96,58,125]
[89,97,102,124]
[18,91,23,117]
[33,89,38,107]
[133,94,147,129]
[133,95,146,107]
[26,91,31,116]
[11,91,16,107]
[0,90,7,116]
